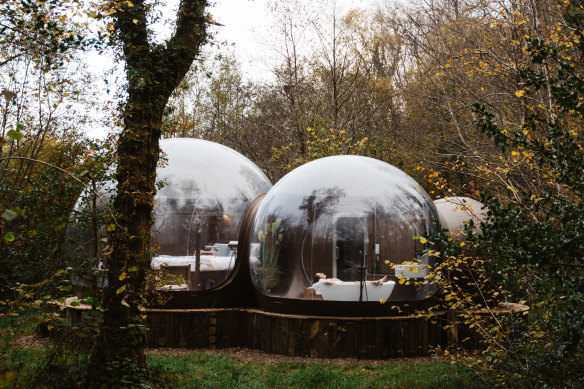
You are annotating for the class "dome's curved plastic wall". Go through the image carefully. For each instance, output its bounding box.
[434,197,486,239]
[68,138,272,291]
[248,156,439,302]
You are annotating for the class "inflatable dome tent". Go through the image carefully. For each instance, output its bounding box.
[244,156,441,315]
[67,138,272,296]
[434,197,487,239]
[64,149,510,358]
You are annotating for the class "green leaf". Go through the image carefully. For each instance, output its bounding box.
[6,130,22,140]
[4,232,15,242]
[0,137,6,147]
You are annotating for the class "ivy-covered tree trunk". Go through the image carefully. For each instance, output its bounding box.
[88,1,209,386]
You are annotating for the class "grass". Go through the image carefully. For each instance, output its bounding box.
[2,347,484,389]
[148,352,485,389]
[1,308,485,388]
[1,337,485,388]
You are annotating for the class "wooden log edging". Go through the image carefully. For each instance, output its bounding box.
[53,301,527,359]
[144,307,449,358]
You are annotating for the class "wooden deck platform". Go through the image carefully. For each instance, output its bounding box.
[145,307,449,358]
[56,301,527,359]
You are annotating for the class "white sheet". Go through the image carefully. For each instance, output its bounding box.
[151,255,236,271]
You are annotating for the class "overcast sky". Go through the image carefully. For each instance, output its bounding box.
[209,0,382,81]
[84,0,382,137]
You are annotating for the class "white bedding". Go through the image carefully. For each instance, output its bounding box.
[151,255,236,271]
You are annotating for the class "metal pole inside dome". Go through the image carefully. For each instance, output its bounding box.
[359,249,366,302]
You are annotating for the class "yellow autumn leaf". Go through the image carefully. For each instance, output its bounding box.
[0,368,16,387]
[133,19,138,24]
[419,237,427,244]
[515,90,525,97]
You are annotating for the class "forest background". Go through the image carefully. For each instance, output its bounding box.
[1,0,584,387]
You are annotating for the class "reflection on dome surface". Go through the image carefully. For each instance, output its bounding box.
[69,138,272,292]
[249,156,439,302]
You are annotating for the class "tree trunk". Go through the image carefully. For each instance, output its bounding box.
[87,89,169,386]
[87,1,209,386]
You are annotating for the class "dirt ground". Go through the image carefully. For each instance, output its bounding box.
[12,334,51,350]
[15,334,436,366]
[147,346,435,366]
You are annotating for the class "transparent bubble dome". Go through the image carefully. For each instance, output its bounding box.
[434,197,487,238]
[153,138,272,258]
[68,138,272,291]
[248,156,439,302]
